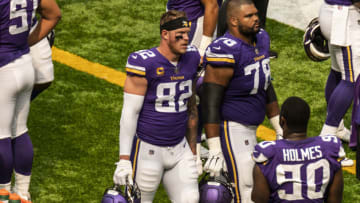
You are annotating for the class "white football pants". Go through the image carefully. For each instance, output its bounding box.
[221,121,257,203]
[132,137,199,203]
[0,54,34,139]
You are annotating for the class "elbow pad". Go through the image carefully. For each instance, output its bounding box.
[119,92,144,156]
[201,82,225,124]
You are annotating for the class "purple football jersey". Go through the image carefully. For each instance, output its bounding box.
[0,0,38,67]
[203,30,271,125]
[125,46,200,146]
[167,0,204,22]
[253,136,344,202]
[325,0,352,6]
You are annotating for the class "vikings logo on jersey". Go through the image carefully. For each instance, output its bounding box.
[203,30,271,126]
[125,46,200,146]
[253,136,345,202]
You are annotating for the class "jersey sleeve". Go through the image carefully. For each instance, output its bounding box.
[187,45,202,71]
[252,141,277,164]
[319,136,344,171]
[203,37,237,68]
[125,52,146,77]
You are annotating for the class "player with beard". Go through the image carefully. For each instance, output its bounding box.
[113,10,200,203]
[201,0,281,202]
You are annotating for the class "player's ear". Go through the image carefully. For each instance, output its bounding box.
[280,116,285,129]
[161,30,169,40]
[229,16,238,27]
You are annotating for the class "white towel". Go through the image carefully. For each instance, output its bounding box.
[330,5,350,46]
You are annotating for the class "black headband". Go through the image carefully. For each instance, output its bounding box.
[160,17,190,33]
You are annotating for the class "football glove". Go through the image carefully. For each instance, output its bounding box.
[113,160,133,186]
[196,144,203,175]
[204,137,227,177]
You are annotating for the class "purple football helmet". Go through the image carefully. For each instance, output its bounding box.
[199,172,234,203]
[101,183,141,203]
[303,17,330,62]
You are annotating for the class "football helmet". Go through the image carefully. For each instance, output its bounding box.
[303,17,330,62]
[101,183,141,203]
[199,172,234,203]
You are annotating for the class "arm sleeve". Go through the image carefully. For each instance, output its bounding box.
[119,92,145,156]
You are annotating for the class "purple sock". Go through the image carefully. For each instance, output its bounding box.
[12,132,33,175]
[0,138,13,183]
[326,80,354,126]
[325,70,341,104]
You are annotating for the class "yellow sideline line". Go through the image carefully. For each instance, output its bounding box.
[52,46,356,175]
[51,47,126,87]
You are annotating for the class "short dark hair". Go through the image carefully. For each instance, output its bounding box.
[160,10,187,26]
[280,96,310,133]
[226,0,254,20]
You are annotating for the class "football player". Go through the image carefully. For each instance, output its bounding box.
[200,0,282,202]
[318,0,360,166]
[29,0,61,101]
[0,0,60,201]
[252,96,344,203]
[167,0,221,56]
[167,0,222,175]
[113,10,200,203]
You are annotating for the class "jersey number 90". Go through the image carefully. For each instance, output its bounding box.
[276,159,330,200]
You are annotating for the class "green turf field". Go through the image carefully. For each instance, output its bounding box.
[27,0,360,202]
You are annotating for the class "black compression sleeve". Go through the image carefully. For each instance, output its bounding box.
[201,83,225,124]
[266,82,278,104]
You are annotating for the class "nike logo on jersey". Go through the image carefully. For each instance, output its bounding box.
[131,55,138,59]
[213,46,221,50]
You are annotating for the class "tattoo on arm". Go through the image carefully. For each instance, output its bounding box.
[186,82,198,155]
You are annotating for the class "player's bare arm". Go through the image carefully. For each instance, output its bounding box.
[265,83,283,138]
[201,0,219,37]
[28,0,61,46]
[186,80,199,155]
[251,165,270,203]
[202,64,234,139]
[326,169,343,203]
[352,0,360,9]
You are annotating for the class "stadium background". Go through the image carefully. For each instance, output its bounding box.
[27,0,360,201]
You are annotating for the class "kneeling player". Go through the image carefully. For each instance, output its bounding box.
[252,97,344,202]
[113,10,200,203]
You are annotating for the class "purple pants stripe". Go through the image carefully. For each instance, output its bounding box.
[342,46,354,83]
[220,120,241,203]
[130,137,141,181]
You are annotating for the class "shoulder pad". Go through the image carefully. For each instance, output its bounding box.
[319,136,345,160]
[187,45,199,52]
[204,37,237,67]
[253,141,277,163]
[126,49,156,77]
